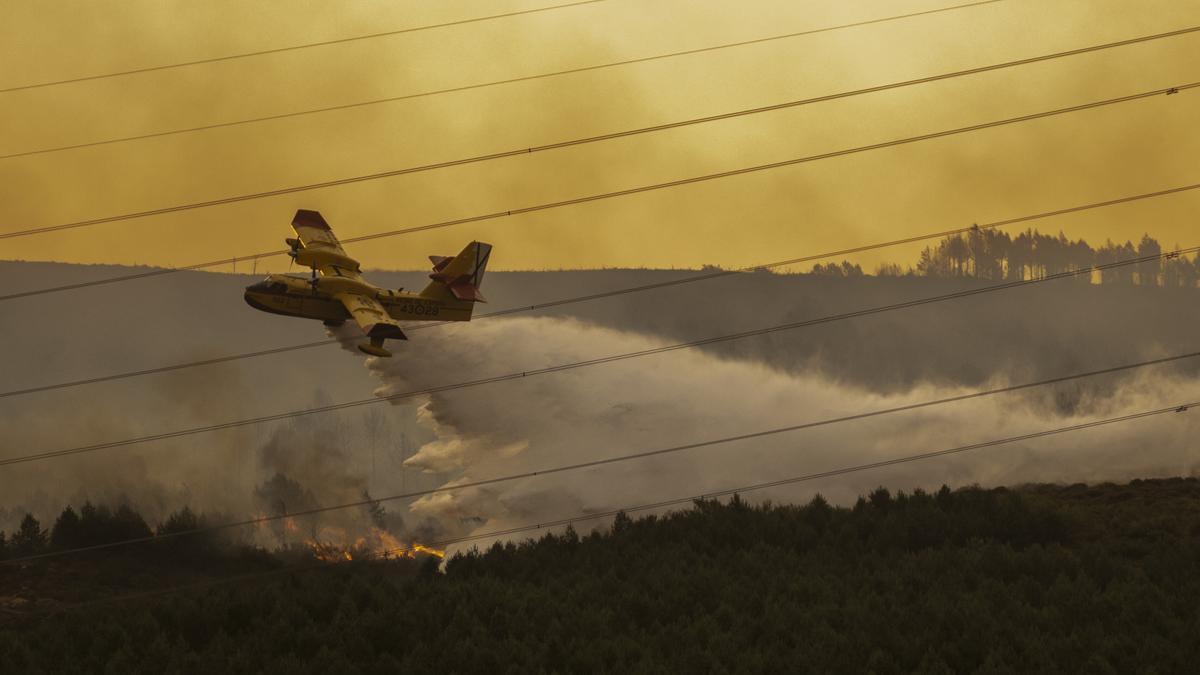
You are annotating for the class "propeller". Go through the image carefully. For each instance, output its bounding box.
[286,238,300,273]
[284,237,318,293]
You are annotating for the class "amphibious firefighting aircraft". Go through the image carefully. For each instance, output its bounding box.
[244,209,492,357]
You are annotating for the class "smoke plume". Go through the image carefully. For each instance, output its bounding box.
[359,316,1200,551]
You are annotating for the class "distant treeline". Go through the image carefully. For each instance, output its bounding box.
[3,478,1199,672]
[0,479,402,563]
[811,229,1199,286]
[0,502,242,562]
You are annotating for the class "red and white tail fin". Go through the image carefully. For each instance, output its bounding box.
[421,241,492,303]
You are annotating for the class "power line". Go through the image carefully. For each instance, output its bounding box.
[0,340,338,399]
[1,246,1191,468]
[39,394,1200,612]
[426,404,1200,544]
[2,24,1193,240]
[0,1,607,95]
[0,0,1006,161]
[3,81,1193,302]
[6,349,1196,565]
[3,180,1198,400]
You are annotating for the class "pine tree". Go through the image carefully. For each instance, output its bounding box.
[10,513,47,556]
[112,503,152,541]
[612,511,632,534]
[50,505,83,550]
[1136,234,1162,286]
[158,506,201,535]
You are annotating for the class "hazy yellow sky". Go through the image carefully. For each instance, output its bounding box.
[1,0,1197,275]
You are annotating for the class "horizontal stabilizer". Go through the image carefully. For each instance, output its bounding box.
[419,241,492,307]
[449,282,486,303]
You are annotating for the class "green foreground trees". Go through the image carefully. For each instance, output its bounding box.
[1,478,1198,673]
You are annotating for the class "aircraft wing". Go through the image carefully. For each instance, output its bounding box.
[335,292,407,342]
[291,210,363,279]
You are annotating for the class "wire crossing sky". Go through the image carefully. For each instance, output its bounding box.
[0,0,1007,160]
[3,80,1194,303]
[4,348,1197,565]
[23,390,1200,611]
[1,2,1199,626]
[2,24,1195,240]
[2,0,1198,272]
[0,0,609,94]
[1,243,1189,468]
[1,180,1196,400]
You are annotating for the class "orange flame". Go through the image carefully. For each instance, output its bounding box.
[306,541,354,562]
[302,527,443,563]
[410,544,446,559]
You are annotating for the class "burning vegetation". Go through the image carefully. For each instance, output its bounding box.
[305,527,445,563]
[247,471,445,564]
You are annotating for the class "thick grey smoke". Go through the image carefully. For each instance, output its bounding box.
[0,338,432,549]
[2,261,1197,553]
[360,316,1200,551]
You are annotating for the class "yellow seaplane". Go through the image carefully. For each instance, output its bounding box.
[244,210,492,357]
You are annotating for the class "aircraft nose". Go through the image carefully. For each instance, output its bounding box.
[244,289,271,312]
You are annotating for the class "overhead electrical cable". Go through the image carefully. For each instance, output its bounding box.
[0,1,607,95]
[2,349,1196,564]
[1,246,1192,468]
[393,399,1200,546]
[0,0,1007,160]
[2,181,1198,400]
[38,395,1200,612]
[1,24,1193,237]
[2,80,1193,302]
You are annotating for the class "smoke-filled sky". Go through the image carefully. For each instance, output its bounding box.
[2,0,1198,273]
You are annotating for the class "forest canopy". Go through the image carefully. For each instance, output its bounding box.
[2,478,1198,673]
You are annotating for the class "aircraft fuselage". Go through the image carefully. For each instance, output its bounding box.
[243,274,472,324]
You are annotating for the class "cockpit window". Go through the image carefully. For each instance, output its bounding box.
[247,278,290,293]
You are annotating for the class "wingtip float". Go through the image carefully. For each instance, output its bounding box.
[244,209,492,357]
